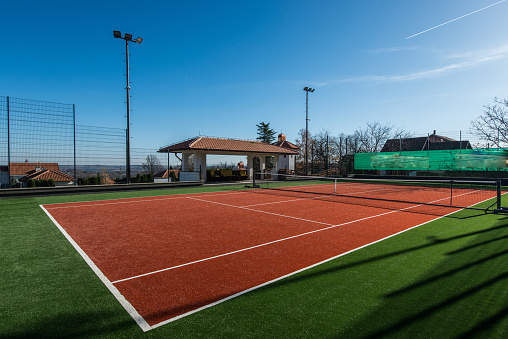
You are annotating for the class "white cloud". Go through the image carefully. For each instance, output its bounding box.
[325,44,508,85]
[369,46,418,53]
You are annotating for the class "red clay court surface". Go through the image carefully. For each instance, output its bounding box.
[40,182,496,331]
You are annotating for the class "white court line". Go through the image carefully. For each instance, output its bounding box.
[112,190,473,284]
[42,188,490,331]
[150,201,467,329]
[243,184,432,208]
[242,194,328,207]
[40,205,152,332]
[113,204,396,284]
[43,190,251,209]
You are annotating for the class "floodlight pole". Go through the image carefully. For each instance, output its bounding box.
[114,31,142,184]
[303,87,315,175]
[125,38,131,184]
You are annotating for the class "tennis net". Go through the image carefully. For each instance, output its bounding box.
[252,173,503,212]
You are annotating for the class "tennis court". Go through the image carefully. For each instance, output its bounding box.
[40,177,499,332]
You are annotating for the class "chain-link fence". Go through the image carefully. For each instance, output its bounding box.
[294,130,500,177]
[0,96,168,188]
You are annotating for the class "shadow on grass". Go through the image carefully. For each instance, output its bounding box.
[332,216,508,338]
[263,220,508,291]
[456,305,508,339]
[3,310,137,339]
[358,271,508,339]
[385,248,508,297]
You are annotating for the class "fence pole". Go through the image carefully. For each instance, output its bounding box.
[73,104,77,185]
[7,96,10,185]
[497,180,502,211]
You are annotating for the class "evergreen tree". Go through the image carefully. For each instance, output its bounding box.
[256,122,276,144]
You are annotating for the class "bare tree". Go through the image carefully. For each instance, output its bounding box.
[392,127,412,140]
[142,155,164,175]
[99,168,112,185]
[312,130,338,171]
[471,97,508,147]
[355,121,392,153]
[294,128,312,164]
[354,121,412,153]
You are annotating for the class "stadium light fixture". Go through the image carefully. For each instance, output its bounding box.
[303,87,315,176]
[113,30,143,184]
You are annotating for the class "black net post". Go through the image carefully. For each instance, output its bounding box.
[497,180,502,211]
[450,180,453,206]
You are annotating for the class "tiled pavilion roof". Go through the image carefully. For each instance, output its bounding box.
[158,136,299,155]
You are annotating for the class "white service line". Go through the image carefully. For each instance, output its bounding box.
[112,191,469,284]
[43,190,251,209]
[150,201,466,329]
[112,206,395,284]
[41,187,491,332]
[242,194,327,208]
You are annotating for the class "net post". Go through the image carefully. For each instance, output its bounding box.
[450,180,453,206]
[248,171,259,188]
[497,180,502,211]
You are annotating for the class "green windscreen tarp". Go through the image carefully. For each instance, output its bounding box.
[354,149,508,171]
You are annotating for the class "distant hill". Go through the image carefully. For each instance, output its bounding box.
[60,165,148,178]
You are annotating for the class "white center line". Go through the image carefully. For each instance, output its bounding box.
[112,192,467,284]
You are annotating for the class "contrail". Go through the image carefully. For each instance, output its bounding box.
[406,0,506,39]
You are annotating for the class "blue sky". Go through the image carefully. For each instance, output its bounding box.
[2,0,508,165]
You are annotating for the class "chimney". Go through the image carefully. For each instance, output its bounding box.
[278,133,286,142]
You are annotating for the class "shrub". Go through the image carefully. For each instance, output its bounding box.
[169,171,177,181]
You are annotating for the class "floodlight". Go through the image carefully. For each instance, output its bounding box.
[113,31,143,184]
[303,86,316,175]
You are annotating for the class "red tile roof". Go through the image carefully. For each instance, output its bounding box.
[9,163,60,176]
[274,140,299,150]
[159,137,299,155]
[154,170,180,178]
[19,168,74,183]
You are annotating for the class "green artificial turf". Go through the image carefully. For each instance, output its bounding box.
[1,187,507,338]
